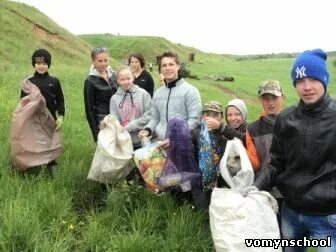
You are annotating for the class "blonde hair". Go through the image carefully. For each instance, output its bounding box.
[116,66,132,79]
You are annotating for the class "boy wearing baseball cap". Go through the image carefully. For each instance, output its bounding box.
[245,80,286,226]
[190,101,229,209]
[246,80,285,173]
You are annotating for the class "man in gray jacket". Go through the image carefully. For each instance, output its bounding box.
[254,49,336,251]
[139,51,201,146]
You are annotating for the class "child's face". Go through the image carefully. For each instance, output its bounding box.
[226,106,244,129]
[259,94,284,116]
[34,60,48,74]
[93,52,109,74]
[202,111,222,122]
[160,57,180,82]
[117,69,134,91]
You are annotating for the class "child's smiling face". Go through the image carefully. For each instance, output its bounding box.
[34,58,49,74]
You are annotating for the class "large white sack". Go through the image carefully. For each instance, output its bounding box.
[210,139,281,251]
[210,188,281,251]
[87,114,134,184]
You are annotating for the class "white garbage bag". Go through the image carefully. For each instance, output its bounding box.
[87,114,134,184]
[210,139,281,251]
[219,138,254,190]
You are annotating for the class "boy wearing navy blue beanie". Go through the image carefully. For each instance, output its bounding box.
[255,49,336,251]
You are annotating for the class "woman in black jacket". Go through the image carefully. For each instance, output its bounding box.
[84,47,118,142]
[128,53,155,97]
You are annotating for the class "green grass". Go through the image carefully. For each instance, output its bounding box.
[79,34,204,65]
[0,0,335,250]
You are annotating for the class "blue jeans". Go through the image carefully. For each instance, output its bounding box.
[281,204,336,252]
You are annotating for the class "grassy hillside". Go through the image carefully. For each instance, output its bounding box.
[1,0,335,250]
[80,33,336,116]
[0,1,213,250]
[0,0,93,68]
[79,34,206,65]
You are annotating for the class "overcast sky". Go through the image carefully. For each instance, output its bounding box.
[14,0,335,55]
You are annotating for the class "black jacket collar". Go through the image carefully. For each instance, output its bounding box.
[165,77,182,88]
[300,93,331,115]
[34,71,49,77]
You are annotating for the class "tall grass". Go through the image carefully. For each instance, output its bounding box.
[1,48,334,251]
[0,1,335,250]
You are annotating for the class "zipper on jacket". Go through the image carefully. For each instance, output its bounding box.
[166,88,172,122]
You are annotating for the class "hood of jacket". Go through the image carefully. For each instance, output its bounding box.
[225,98,248,123]
[89,65,114,78]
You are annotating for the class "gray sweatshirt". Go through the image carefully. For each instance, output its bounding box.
[145,78,201,140]
[110,85,152,145]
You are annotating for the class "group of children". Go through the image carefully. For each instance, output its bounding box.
[17,48,285,213]
[19,47,336,250]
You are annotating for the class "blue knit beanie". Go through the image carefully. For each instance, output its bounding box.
[291,49,329,88]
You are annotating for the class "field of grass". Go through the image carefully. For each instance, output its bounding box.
[1,0,336,251]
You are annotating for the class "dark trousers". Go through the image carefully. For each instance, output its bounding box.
[191,188,211,210]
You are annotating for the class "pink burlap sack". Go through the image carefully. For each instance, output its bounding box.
[10,80,64,170]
